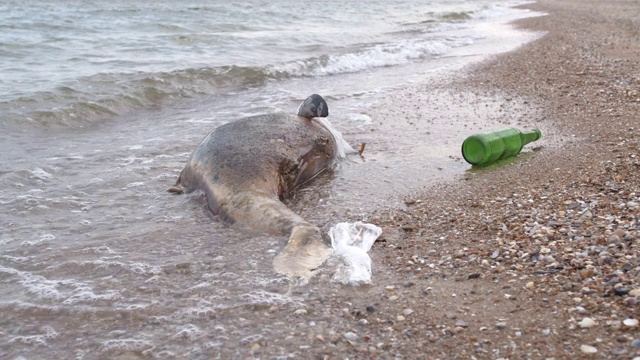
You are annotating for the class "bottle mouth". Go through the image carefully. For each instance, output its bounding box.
[533,129,542,140]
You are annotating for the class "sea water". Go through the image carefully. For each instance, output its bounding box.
[0,0,542,357]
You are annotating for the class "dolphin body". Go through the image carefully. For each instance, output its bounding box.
[171,94,347,278]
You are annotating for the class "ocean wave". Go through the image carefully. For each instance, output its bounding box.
[1,35,478,128]
[439,11,475,21]
[0,65,273,128]
[401,10,476,27]
[269,35,477,77]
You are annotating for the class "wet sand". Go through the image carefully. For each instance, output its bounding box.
[364,0,640,358]
[5,0,636,358]
[256,0,640,358]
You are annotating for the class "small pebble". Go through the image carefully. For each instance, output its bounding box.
[366,305,377,313]
[610,347,627,355]
[615,287,630,296]
[631,339,640,348]
[629,289,640,297]
[525,281,535,289]
[402,309,414,316]
[623,318,639,328]
[293,309,307,315]
[344,332,358,341]
[455,320,468,328]
[578,317,597,328]
[580,344,598,354]
[496,322,507,330]
[397,315,405,321]
[624,297,638,306]
[571,306,587,314]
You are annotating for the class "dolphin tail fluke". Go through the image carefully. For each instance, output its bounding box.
[273,224,333,280]
[216,189,333,279]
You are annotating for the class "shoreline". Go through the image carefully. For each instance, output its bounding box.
[367,0,640,357]
[211,1,639,358]
[2,1,637,358]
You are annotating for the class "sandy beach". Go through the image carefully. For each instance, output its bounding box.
[1,0,637,358]
[265,0,640,358]
[362,0,640,358]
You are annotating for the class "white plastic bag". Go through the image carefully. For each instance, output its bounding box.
[328,222,382,285]
[313,117,357,158]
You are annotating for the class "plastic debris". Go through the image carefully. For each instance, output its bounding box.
[329,222,382,285]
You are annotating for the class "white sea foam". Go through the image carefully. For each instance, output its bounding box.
[0,237,15,246]
[62,286,121,305]
[240,334,262,344]
[173,324,202,341]
[0,264,120,304]
[237,290,304,307]
[29,167,53,180]
[129,262,162,275]
[20,233,56,247]
[8,325,59,347]
[81,246,116,254]
[186,282,211,292]
[115,303,150,312]
[100,339,154,353]
[9,335,48,346]
[0,255,32,263]
[125,181,145,188]
[171,306,217,321]
[272,35,479,79]
[88,177,104,184]
[0,265,66,300]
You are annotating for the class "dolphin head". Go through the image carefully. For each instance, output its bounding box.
[297,94,329,119]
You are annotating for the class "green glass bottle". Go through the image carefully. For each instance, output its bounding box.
[461,128,541,166]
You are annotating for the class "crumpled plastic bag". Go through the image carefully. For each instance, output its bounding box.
[313,117,357,158]
[328,222,382,285]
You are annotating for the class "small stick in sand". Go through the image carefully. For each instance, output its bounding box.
[358,142,366,156]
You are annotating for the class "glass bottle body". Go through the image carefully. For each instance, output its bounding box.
[462,128,541,166]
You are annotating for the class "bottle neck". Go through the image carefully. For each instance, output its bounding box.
[521,129,541,146]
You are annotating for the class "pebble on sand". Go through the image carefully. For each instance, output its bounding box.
[580,344,597,354]
[623,318,639,328]
[344,332,358,341]
[402,309,414,316]
[578,318,597,328]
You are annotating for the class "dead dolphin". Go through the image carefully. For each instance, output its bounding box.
[171,94,349,279]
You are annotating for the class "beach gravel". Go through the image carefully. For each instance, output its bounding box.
[212,1,640,358]
[362,0,640,357]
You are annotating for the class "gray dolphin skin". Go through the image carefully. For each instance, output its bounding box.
[171,94,337,279]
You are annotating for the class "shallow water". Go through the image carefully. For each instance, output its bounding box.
[0,0,545,357]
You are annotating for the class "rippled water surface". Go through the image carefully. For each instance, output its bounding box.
[0,0,544,357]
